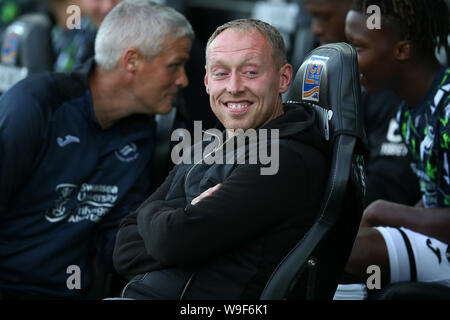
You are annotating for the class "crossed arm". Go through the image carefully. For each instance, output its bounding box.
[113,143,326,276]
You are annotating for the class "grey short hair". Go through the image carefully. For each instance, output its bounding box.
[95,0,194,71]
[206,18,287,69]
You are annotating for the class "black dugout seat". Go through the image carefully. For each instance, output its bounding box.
[260,42,368,299]
[0,13,53,93]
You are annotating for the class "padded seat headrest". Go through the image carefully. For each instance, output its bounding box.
[0,13,53,93]
[1,13,53,72]
[286,42,367,148]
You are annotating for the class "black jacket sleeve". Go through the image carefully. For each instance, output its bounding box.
[136,142,326,267]
[112,166,179,275]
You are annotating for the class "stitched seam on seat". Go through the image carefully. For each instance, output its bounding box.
[319,137,342,221]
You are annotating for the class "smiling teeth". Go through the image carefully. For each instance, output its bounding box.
[228,104,248,109]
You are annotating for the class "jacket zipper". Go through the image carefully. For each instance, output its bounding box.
[184,131,231,194]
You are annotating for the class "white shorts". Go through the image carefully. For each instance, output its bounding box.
[374,226,450,287]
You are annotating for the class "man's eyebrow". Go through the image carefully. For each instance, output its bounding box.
[209,60,228,68]
[167,57,189,67]
[209,57,261,69]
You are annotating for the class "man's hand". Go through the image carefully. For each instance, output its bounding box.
[191,184,222,205]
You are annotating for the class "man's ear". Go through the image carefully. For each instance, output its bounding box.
[279,63,293,94]
[394,40,411,61]
[121,48,141,74]
[204,65,210,95]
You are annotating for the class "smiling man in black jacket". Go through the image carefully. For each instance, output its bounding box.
[113,18,329,299]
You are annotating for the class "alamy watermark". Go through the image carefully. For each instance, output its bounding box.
[366,264,381,290]
[366,5,381,30]
[66,5,81,30]
[170,121,280,176]
[66,264,81,290]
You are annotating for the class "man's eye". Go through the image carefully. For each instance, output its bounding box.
[314,14,329,22]
[214,72,228,77]
[168,63,183,71]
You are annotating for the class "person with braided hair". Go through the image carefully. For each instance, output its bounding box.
[341,0,450,297]
[304,0,421,210]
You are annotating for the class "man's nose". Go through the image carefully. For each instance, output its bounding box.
[175,67,189,88]
[311,20,324,38]
[227,73,244,95]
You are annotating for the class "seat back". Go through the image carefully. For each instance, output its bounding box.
[150,106,178,192]
[261,42,367,299]
[0,13,53,93]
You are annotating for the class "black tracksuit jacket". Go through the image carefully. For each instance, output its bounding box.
[113,103,329,299]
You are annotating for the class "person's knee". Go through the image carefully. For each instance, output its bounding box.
[346,227,390,284]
